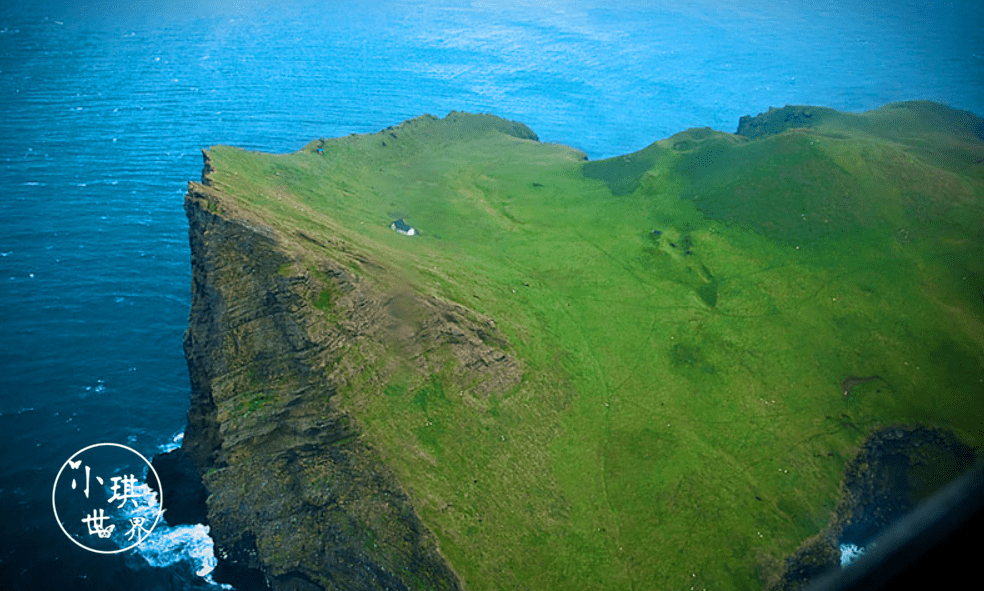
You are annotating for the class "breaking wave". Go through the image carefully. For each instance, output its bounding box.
[115,433,231,588]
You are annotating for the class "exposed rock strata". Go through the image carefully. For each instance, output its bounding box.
[170,152,520,590]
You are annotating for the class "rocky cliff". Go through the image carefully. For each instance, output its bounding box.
[735,105,832,138]
[770,425,977,590]
[169,153,518,590]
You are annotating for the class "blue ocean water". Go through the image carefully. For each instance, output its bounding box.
[1,0,981,588]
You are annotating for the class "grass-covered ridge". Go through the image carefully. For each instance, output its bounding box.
[200,102,984,590]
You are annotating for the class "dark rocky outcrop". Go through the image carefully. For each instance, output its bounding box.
[770,425,977,590]
[834,425,976,547]
[736,105,833,139]
[149,448,208,526]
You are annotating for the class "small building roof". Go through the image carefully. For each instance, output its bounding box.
[391,219,415,235]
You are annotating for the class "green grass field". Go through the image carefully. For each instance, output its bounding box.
[200,104,984,589]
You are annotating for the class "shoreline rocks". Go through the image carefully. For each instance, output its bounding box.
[772,424,977,590]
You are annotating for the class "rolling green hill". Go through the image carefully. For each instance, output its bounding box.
[187,102,984,590]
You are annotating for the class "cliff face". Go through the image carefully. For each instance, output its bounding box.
[179,165,517,590]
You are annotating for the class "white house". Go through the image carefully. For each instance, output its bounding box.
[390,219,416,236]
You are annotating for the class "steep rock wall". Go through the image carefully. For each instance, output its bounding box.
[179,177,469,591]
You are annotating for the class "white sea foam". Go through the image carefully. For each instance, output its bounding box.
[113,439,230,588]
[839,543,865,567]
[116,484,228,588]
[135,521,228,587]
[81,380,107,397]
[160,430,184,453]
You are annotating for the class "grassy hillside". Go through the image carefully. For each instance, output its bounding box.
[200,103,984,590]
